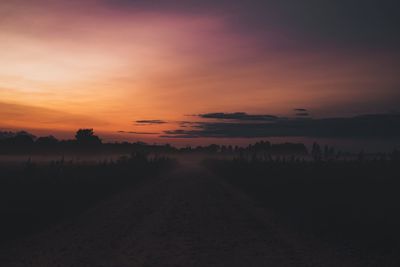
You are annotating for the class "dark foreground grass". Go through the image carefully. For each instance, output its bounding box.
[0,153,176,244]
[205,157,400,263]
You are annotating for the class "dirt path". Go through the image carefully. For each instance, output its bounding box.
[1,164,357,267]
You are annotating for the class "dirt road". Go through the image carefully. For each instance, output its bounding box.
[1,165,356,267]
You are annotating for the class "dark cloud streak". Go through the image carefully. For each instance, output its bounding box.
[135,120,167,125]
[162,114,400,139]
[199,112,279,121]
[118,131,159,135]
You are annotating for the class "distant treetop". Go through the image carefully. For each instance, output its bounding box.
[75,129,102,145]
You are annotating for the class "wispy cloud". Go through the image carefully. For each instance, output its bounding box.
[117,130,158,135]
[135,120,167,125]
[0,101,108,129]
[198,112,279,121]
[162,113,400,139]
[294,108,308,112]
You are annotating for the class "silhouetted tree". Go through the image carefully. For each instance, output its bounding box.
[75,129,101,145]
[9,131,36,146]
[0,131,15,140]
[311,142,322,161]
[36,135,58,146]
[205,144,219,153]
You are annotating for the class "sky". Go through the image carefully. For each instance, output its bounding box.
[1,0,400,145]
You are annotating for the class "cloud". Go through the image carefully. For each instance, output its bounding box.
[294,108,309,117]
[162,113,400,139]
[106,0,400,49]
[135,120,167,125]
[117,131,158,135]
[198,112,279,121]
[0,101,108,129]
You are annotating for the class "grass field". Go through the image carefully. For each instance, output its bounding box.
[0,153,175,244]
[205,157,400,263]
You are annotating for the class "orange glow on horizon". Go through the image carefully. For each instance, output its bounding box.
[1,1,400,143]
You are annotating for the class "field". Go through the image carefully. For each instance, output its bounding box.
[1,150,400,266]
[205,157,400,265]
[0,153,175,244]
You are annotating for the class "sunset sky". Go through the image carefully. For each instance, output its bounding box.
[1,0,400,144]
